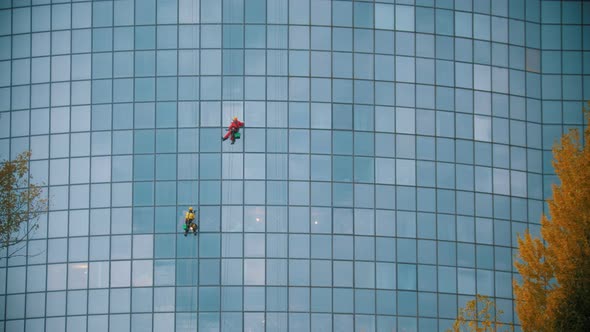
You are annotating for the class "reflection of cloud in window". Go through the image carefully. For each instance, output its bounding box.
[474,115,492,142]
[245,259,265,285]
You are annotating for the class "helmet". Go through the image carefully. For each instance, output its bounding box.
[188,207,193,211]
[233,116,238,121]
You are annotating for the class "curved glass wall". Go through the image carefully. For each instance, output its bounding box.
[0,0,588,331]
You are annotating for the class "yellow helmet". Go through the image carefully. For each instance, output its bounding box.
[188,207,193,211]
[233,116,238,121]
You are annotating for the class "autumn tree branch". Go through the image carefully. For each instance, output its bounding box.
[0,151,48,260]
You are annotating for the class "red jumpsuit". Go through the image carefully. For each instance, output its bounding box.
[223,119,244,143]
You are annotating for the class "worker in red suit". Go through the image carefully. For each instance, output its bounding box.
[222,116,244,145]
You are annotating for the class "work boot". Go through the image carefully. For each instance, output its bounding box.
[222,136,228,141]
[231,140,235,145]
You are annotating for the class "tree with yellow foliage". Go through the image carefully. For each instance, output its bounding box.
[514,108,590,331]
[448,294,512,332]
[0,151,47,259]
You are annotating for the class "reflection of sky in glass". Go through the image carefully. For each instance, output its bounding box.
[2,1,589,330]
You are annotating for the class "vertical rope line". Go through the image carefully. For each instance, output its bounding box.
[351,2,356,330]
[372,3,378,330]
[329,1,334,330]
[196,1,202,329]
[285,0,290,330]
[392,3,398,329]
[241,0,247,329]
[220,1,226,331]
[198,0,205,330]
[263,0,269,328]
[307,1,312,331]
[174,0,182,330]
[470,0,478,320]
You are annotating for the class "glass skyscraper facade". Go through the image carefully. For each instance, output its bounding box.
[0,0,589,331]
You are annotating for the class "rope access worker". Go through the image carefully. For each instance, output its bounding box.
[184,207,198,236]
[222,116,245,145]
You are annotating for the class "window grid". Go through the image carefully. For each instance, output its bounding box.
[0,0,589,331]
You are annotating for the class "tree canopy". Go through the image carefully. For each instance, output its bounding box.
[448,294,512,332]
[0,151,47,258]
[514,109,590,331]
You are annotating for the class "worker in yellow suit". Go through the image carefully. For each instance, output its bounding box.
[183,207,197,236]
